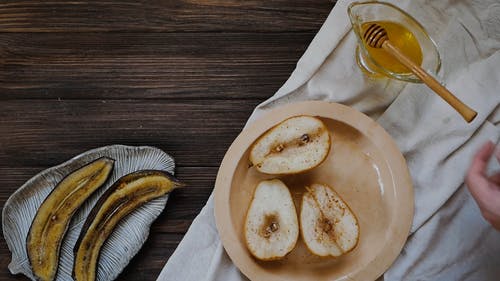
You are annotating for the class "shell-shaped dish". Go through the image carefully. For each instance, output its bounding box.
[2,145,175,281]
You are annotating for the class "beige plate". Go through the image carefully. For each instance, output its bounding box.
[214,101,414,281]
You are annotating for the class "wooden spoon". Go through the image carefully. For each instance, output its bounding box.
[363,23,477,122]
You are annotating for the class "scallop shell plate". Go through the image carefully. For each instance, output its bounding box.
[2,145,175,281]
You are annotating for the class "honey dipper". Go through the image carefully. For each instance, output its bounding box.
[363,23,477,122]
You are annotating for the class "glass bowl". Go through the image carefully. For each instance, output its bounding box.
[348,1,441,83]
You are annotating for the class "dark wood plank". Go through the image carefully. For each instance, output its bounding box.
[0,99,260,167]
[0,0,333,32]
[0,32,314,100]
[0,0,335,279]
[117,232,185,281]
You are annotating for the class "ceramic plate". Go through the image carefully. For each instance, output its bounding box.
[2,145,175,281]
[214,101,414,281]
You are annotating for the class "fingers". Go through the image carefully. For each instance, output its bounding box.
[466,141,494,193]
[495,144,500,163]
[466,141,500,231]
[466,141,496,213]
[481,208,500,231]
[468,141,494,177]
[489,171,500,186]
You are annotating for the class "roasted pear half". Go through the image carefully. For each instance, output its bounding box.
[249,115,331,175]
[244,179,299,261]
[73,170,183,281]
[27,157,115,281]
[300,183,359,257]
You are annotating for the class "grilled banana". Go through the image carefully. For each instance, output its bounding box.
[73,170,183,281]
[27,157,115,281]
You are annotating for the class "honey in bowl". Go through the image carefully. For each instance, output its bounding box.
[361,21,423,74]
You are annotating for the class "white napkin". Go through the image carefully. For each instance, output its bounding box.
[157,0,500,280]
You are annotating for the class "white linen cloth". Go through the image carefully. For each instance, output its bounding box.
[158,0,500,280]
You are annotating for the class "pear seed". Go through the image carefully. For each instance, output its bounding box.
[299,134,310,144]
[269,221,279,232]
[275,144,285,152]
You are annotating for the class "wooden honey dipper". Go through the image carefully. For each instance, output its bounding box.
[363,23,477,122]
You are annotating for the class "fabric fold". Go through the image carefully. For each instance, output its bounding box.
[158,0,500,280]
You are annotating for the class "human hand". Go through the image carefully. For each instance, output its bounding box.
[465,141,500,230]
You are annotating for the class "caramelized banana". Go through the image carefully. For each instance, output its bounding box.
[27,157,115,281]
[73,170,184,281]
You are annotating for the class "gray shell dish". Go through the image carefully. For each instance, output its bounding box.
[2,145,175,281]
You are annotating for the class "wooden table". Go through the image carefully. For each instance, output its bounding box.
[0,1,334,280]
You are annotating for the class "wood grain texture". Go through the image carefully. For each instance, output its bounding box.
[0,0,332,32]
[0,0,334,280]
[0,33,315,100]
[0,100,260,167]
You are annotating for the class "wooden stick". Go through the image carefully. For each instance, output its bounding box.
[382,41,477,122]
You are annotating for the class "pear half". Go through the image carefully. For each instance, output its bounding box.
[244,179,299,260]
[300,183,359,257]
[250,115,330,174]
